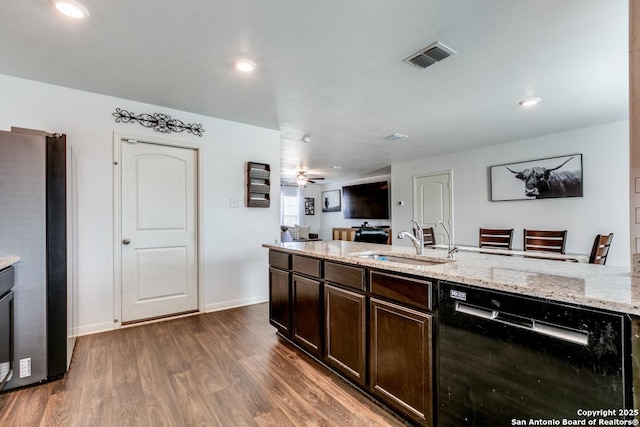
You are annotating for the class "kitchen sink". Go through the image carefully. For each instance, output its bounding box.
[350,252,453,266]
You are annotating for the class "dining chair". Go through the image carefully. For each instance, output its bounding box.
[479,228,514,250]
[588,233,613,265]
[414,226,436,246]
[524,229,568,254]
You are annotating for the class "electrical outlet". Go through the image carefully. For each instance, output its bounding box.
[230,198,241,208]
[19,358,31,378]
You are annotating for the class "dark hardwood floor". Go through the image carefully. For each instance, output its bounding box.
[0,303,406,426]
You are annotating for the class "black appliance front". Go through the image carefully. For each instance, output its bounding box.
[438,282,630,426]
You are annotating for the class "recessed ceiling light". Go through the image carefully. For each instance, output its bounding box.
[234,59,256,73]
[301,135,311,143]
[519,97,541,107]
[383,133,409,141]
[49,0,89,19]
[330,165,342,169]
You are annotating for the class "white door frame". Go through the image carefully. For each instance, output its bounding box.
[112,132,204,328]
[412,170,454,243]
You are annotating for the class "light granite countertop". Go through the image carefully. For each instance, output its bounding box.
[263,240,640,316]
[0,256,19,271]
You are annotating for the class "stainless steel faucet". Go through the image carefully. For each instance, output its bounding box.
[397,219,424,255]
[437,220,458,258]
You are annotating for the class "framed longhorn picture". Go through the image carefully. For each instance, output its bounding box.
[490,154,583,201]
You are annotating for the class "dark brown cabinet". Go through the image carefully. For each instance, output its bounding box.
[292,273,322,356]
[369,271,434,426]
[268,267,291,335]
[267,250,436,426]
[268,250,291,336]
[369,297,433,427]
[324,284,366,386]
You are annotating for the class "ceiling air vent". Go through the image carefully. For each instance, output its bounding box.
[403,41,456,70]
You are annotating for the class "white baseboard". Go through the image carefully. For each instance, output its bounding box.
[76,321,115,337]
[75,297,269,337]
[205,296,268,313]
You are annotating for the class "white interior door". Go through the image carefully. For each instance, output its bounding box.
[121,140,198,323]
[413,172,452,245]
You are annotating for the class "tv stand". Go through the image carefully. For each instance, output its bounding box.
[332,227,392,245]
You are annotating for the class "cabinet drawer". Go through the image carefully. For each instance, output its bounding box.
[325,262,365,291]
[292,255,321,278]
[0,266,14,296]
[370,271,432,311]
[269,250,290,270]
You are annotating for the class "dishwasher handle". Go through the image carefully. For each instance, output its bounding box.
[454,301,589,346]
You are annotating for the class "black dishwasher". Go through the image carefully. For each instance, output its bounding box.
[438,282,631,426]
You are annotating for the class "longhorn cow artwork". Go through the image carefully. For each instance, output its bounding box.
[490,154,583,201]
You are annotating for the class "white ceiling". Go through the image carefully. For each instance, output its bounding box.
[0,1,629,183]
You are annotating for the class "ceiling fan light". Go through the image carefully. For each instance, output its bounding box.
[50,0,89,19]
[295,172,309,186]
[518,97,541,107]
[234,59,257,72]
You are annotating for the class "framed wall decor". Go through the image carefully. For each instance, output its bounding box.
[305,197,315,215]
[490,154,583,201]
[321,190,341,212]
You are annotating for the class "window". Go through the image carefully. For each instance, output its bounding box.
[281,185,299,226]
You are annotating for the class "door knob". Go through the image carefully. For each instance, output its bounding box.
[122,238,131,245]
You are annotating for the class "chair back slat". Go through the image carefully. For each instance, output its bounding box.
[589,233,614,265]
[414,227,436,246]
[479,228,514,250]
[524,229,567,254]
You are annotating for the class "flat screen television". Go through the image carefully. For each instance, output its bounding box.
[342,181,390,219]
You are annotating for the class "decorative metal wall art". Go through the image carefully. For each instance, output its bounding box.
[112,108,205,136]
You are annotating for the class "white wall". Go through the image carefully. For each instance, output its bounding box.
[0,74,281,335]
[392,121,630,267]
[300,175,391,240]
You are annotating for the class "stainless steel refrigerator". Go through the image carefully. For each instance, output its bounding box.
[0,127,78,390]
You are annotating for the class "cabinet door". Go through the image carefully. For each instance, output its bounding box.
[370,298,432,426]
[292,274,322,356]
[269,267,290,335]
[324,284,366,386]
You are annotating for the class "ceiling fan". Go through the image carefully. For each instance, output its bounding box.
[294,171,325,186]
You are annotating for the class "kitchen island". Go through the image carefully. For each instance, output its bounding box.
[263,240,640,426]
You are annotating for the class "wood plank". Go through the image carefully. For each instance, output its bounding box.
[38,388,82,427]
[254,408,297,427]
[0,303,405,427]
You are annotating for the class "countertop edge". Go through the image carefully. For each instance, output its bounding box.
[0,256,20,271]
[263,242,640,316]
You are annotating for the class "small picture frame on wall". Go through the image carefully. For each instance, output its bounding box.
[490,154,583,201]
[322,190,341,212]
[305,197,315,215]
